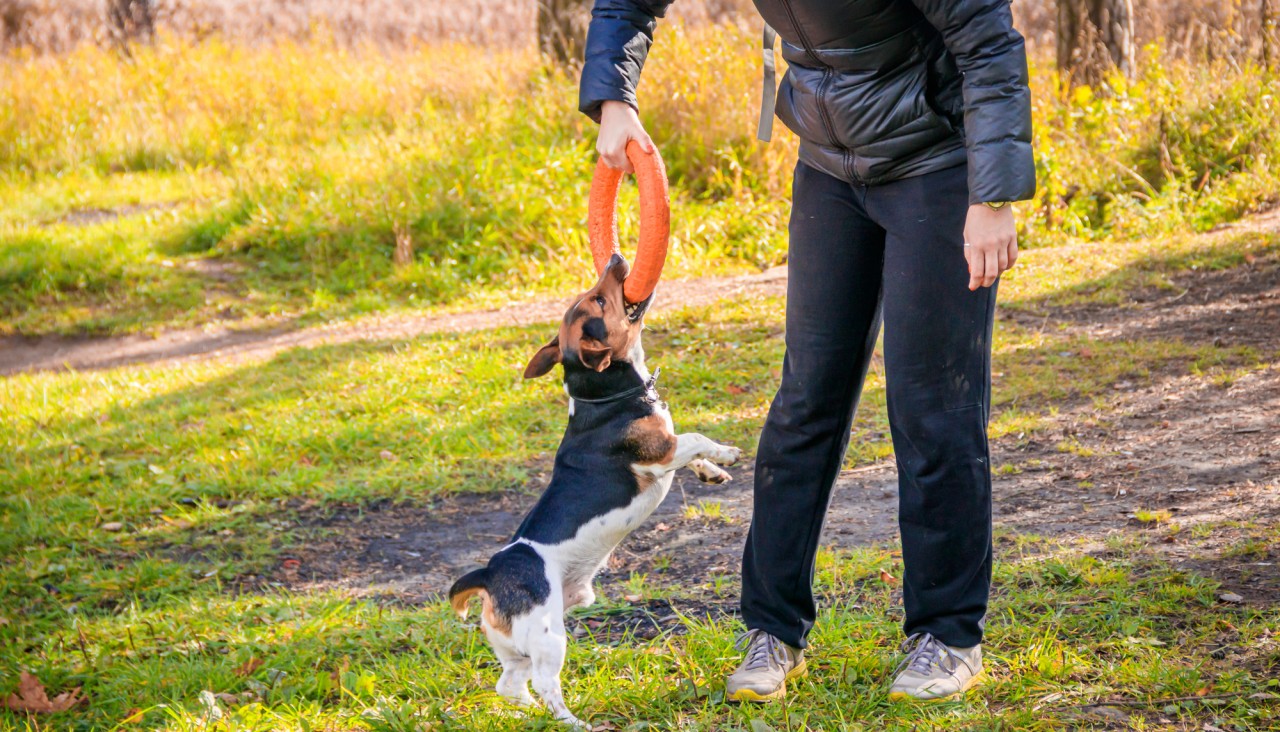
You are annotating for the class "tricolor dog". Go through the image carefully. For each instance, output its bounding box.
[448,254,741,727]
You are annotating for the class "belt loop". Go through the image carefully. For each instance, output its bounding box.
[757,23,778,143]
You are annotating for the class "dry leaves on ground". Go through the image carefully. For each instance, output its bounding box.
[3,672,86,713]
[233,657,264,677]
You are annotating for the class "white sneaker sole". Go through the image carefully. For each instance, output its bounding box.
[888,669,984,702]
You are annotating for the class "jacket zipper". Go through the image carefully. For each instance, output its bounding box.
[776,0,855,181]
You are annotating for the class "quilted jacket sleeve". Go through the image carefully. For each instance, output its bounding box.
[908,0,1036,204]
[578,0,675,122]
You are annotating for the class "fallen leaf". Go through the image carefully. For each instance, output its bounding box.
[1195,686,1211,697]
[214,692,240,706]
[281,559,301,570]
[1218,592,1245,604]
[100,522,124,532]
[234,657,264,677]
[726,384,747,395]
[3,672,86,713]
[623,594,642,603]
[878,568,896,584]
[119,707,144,725]
[379,450,397,462]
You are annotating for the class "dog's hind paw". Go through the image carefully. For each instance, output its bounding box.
[689,458,732,484]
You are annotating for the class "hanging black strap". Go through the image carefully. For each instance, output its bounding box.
[757,23,778,142]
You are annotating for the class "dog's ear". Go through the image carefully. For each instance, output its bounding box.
[523,336,561,379]
[578,340,613,372]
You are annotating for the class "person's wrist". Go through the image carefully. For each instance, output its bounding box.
[601,100,634,119]
[970,203,1013,217]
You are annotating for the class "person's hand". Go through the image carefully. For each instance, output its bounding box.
[597,100,654,173]
[963,204,1018,291]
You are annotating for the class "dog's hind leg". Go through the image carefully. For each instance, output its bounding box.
[523,612,587,728]
[490,639,535,707]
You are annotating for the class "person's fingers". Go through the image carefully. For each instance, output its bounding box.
[983,246,999,288]
[997,240,1010,274]
[966,243,983,291]
[599,140,634,173]
[1007,239,1019,269]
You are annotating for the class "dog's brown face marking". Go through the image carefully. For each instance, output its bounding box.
[523,256,644,378]
[623,414,677,487]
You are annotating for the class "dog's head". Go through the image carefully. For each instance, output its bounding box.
[524,254,651,379]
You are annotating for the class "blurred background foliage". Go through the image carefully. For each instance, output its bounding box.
[0,0,1277,334]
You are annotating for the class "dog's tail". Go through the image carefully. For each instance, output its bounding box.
[448,568,490,619]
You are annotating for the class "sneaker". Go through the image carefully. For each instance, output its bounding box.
[888,632,983,701]
[725,629,807,703]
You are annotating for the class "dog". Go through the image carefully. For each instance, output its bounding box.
[448,254,742,727]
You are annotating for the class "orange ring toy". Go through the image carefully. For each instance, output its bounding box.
[588,140,670,304]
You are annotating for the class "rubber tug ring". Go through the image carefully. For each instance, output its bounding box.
[587,140,671,308]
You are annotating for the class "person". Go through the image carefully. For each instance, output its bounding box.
[579,0,1034,703]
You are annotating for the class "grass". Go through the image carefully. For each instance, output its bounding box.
[2,28,1279,335]
[3,218,1278,729]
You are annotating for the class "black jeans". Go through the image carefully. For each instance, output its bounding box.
[741,161,996,649]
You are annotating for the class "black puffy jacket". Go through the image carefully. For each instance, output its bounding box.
[579,0,1035,205]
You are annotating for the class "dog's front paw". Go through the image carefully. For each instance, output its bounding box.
[689,458,732,484]
[712,445,742,467]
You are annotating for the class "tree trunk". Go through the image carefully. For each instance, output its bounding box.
[1056,0,1136,84]
[107,0,154,53]
[1265,0,1277,70]
[537,0,592,66]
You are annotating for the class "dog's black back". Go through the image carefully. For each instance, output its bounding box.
[513,362,658,545]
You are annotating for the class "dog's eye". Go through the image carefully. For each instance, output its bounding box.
[595,295,607,309]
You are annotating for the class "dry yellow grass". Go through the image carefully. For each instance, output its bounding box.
[0,0,762,53]
[1,19,1277,334]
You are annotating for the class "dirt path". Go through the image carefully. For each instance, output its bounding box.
[0,267,788,375]
[5,204,1276,376]
[272,250,1279,622]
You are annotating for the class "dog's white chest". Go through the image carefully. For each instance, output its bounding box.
[539,472,672,582]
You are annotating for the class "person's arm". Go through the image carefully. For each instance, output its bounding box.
[579,0,673,171]
[908,0,1035,205]
[908,0,1035,290]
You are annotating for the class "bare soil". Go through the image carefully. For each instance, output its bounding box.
[269,248,1279,630]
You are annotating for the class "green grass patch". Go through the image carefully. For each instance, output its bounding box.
[2,539,1276,730]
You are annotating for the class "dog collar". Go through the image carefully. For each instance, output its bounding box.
[569,368,661,405]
